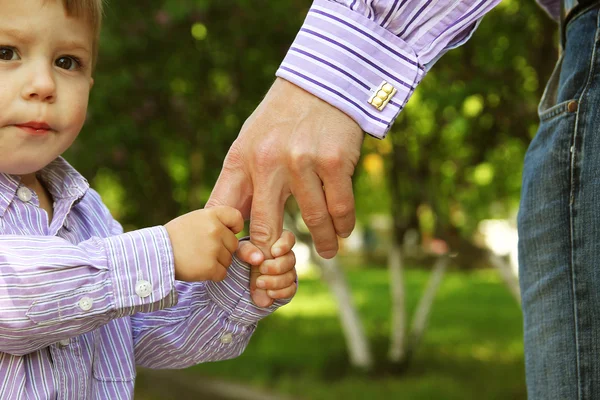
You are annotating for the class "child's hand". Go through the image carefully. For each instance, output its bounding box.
[165,206,244,282]
[237,230,297,300]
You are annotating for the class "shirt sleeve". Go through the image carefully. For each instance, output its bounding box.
[0,226,176,356]
[275,0,502,138]
[132,249,291,369]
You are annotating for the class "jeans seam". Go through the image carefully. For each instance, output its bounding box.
[568,10,600,400]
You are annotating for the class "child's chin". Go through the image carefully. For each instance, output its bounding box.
[1,156,57,176]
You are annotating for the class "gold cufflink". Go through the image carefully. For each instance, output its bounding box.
[368,81,397,111]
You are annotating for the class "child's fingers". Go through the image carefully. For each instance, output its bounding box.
[259,251,296,275]
[271,230,296,258]
[217,247,233,269]
[256,269,297,290]
[222,230,239,254]
[236,240,265,266]
[267,284,297,300]
[211,263,228,282]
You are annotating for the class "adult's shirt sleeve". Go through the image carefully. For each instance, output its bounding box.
[276,0,502,138]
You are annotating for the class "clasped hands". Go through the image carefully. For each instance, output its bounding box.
[167,79,363,306]
[206,78,364,307]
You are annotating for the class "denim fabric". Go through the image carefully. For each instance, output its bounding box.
[518,5,600,399]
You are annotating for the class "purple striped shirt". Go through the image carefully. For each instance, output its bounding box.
[0,158,287,399]
[276,0,561,138]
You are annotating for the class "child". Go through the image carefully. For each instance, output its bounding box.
[0,0,298,398]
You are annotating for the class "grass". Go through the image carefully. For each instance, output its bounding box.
[139,266,526,400]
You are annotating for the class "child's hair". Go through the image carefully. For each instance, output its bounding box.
[59,0,104,69]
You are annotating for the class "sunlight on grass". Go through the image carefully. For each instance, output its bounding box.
[173,267,526,400]
[276,283,339,318]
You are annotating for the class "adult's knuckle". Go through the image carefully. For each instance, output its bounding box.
[302,211,329,228]
[250,221,274,246]
[288,149,313,174]
[319,152,345,171]
[253,141,280,171]
[223,142,245,169]
[328,202,355,220]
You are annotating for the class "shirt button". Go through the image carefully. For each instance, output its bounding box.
[220,333,233,344]
[16,187,33,202]
[135,280,152,298]
[78,296,93,311]
[59,339,70,347]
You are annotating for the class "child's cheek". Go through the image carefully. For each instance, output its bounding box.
[67,84,90,133]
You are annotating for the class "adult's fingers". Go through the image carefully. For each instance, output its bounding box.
[292,172,338,259]
[249,179,288,254]
[322,174,355,239]
[206,150,253,219]
[213,206,244,235]
[249,175,289,307]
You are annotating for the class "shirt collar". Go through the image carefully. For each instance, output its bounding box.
[0,157,90,218]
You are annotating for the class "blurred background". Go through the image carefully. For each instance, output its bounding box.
[67,0,559,399]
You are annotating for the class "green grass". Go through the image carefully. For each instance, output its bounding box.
[181,267,525,399]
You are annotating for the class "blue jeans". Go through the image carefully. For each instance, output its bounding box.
[518,5,600,399]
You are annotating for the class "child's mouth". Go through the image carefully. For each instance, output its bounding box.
[14,122,53,135]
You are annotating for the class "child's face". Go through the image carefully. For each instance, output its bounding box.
[0,0,94,175]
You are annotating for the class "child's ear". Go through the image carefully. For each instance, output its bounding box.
[89,78,94,89]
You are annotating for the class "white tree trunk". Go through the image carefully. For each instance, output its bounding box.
[284,212,373,370]
[489,254,521,304]
[387,242,407,363]
[314,251,374,370]
[407,256,448,352]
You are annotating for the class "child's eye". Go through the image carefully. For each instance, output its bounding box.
[55,56,81,71]
[0,46,19,61]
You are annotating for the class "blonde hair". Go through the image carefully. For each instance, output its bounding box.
[60,0,104,69]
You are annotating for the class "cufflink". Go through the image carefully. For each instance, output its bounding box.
[368,81,397,111]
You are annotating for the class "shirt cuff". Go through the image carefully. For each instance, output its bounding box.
[205,252,290,326]
[105,226,177,315]
[275,0,425,139]
[26,227,177,326]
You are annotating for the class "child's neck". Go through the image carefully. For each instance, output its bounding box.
[20,173,54,223]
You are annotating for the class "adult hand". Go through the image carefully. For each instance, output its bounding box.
[207,78,363,306]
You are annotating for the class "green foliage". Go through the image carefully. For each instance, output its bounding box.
[359,0,558,239]
[67,0,311,227]
[65,1,558,238]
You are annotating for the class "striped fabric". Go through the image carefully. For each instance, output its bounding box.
[0,158,287,399]
[276,0,560,138]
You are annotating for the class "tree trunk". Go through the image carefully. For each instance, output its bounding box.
[387,242,407,363]
[406,256,448,359]
[283,211,374,371]
[312,249,374,370]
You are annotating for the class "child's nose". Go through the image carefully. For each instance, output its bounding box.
[21,64,57,103]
